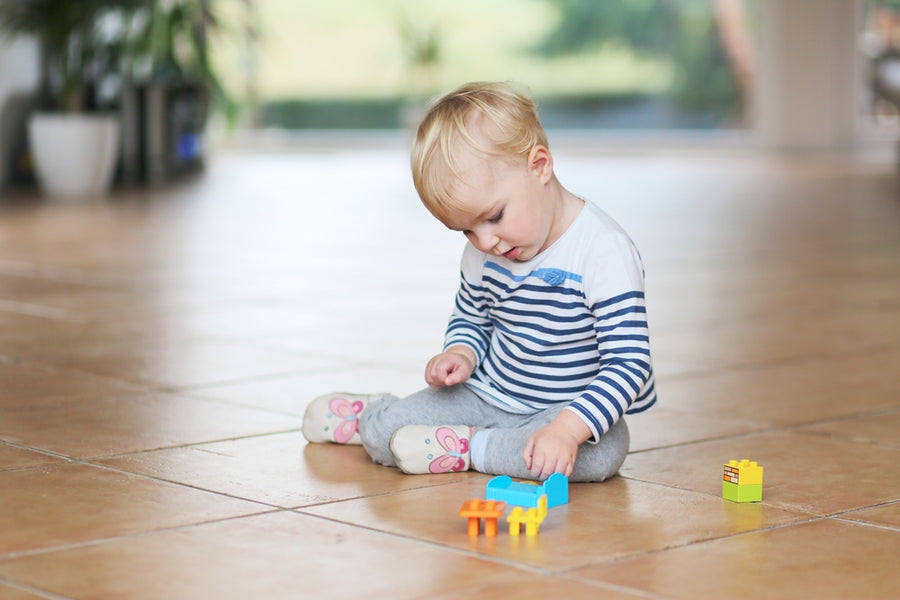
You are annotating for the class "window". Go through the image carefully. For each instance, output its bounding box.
[212,0,756,131]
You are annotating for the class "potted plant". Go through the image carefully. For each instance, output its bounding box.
[118,0,242,184]
[0,0,140,200]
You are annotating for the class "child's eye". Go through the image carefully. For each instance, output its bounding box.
[488,210,504,224]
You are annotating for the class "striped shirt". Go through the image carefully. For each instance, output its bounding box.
[444,200,656,442]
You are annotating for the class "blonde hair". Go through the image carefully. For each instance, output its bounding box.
[411,81,548,223]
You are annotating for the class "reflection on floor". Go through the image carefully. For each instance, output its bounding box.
[0,144,898,599]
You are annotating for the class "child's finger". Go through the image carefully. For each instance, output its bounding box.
[529,452,545,479]
[443,364,461,385]
[522,438,535,469]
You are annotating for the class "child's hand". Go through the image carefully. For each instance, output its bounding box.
[425,346,476,387]
[523,411,592,480]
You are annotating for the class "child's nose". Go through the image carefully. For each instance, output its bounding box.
[471,229,499,253]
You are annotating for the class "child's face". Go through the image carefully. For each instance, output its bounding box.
[443,146,556,262]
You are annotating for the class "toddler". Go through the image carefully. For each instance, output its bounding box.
[302,81,656,482]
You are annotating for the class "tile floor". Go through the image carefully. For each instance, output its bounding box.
[0,141,898,599]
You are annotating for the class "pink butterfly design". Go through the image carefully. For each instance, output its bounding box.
[328,397,364,444]
[428,427,470,473]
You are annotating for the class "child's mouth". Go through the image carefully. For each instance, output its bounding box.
[504,247,521,260]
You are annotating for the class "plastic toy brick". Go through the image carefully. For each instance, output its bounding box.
[722,481,762,503]
[722,459,764,503]
[507,494,548,536]
[485,473,569,508]
[723,459,764,486]
[458,499,506,537]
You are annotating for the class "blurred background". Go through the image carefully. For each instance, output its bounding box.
[0,0,898,194]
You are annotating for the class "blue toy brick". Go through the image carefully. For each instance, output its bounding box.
[485,473,569,508]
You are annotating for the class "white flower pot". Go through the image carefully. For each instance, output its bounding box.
[28,113,119,200]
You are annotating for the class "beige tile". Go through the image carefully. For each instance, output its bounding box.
[2,149,899,600]
[96,432,471,508]
[31,338,343,389]
[188,366,426,415]
[0,313,150,362]
[621,430,900,516]
[0,463,265,555]
[99,303,337,340]
[301,476,808,571]
[837,501,900,529]
[256,322,446,369]
[0,511,525,600]
[646,252,900,330]
[0,363,144,408]
[571,518,900,600]
[0,392,301,458]
[650,348,900,429]
[431,575,648,600]
[0,443,61,471]
[651,309,900,378]
[0,274,199,316]
[796,409,900,449]
[629,350,900,451]
[627,405,768,452]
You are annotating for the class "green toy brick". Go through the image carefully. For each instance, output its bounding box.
[722,481,762,503]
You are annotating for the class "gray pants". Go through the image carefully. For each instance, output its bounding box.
[358,384,629,482]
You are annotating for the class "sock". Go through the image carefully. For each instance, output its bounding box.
[469,429,488,473]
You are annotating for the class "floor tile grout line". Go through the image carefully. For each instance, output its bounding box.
[0,358,157,393]
[651,341,900,384]
[648,300,900,338]
[0,509,288,563]
[615,475,826,519]
[157,390,311,418]
[5,355,369,394]
[828,516,900,533]
[781,406,900,428]
[826,499,900,532]
[294,505,835,592]
[286,509,569,576]
[42,428,304,463]
[555,573,678,600]
[290,478,491,510]
[787,428,900,451]
[624,424,794,454]
[0,576,75,600]
[625,406,900,455]
[1,428,306,470]
[0,441,76,464]
[561,515,835,572]
[80,455,471,513]
[0,300,88,323]
[618,474,900,522]
[76,460,298,510]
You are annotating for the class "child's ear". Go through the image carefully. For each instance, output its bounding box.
[528,145,554,184]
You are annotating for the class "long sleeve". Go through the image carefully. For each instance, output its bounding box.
[438,202,656,433]
[566,288,655,442]
[443,243,492,365]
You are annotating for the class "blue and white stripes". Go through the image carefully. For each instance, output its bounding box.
[444,202,656,442]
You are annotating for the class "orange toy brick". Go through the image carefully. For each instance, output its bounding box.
[458,499,507,537]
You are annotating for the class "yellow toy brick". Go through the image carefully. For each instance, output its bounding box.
[723,459,763,486]
[507,494,548,536]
